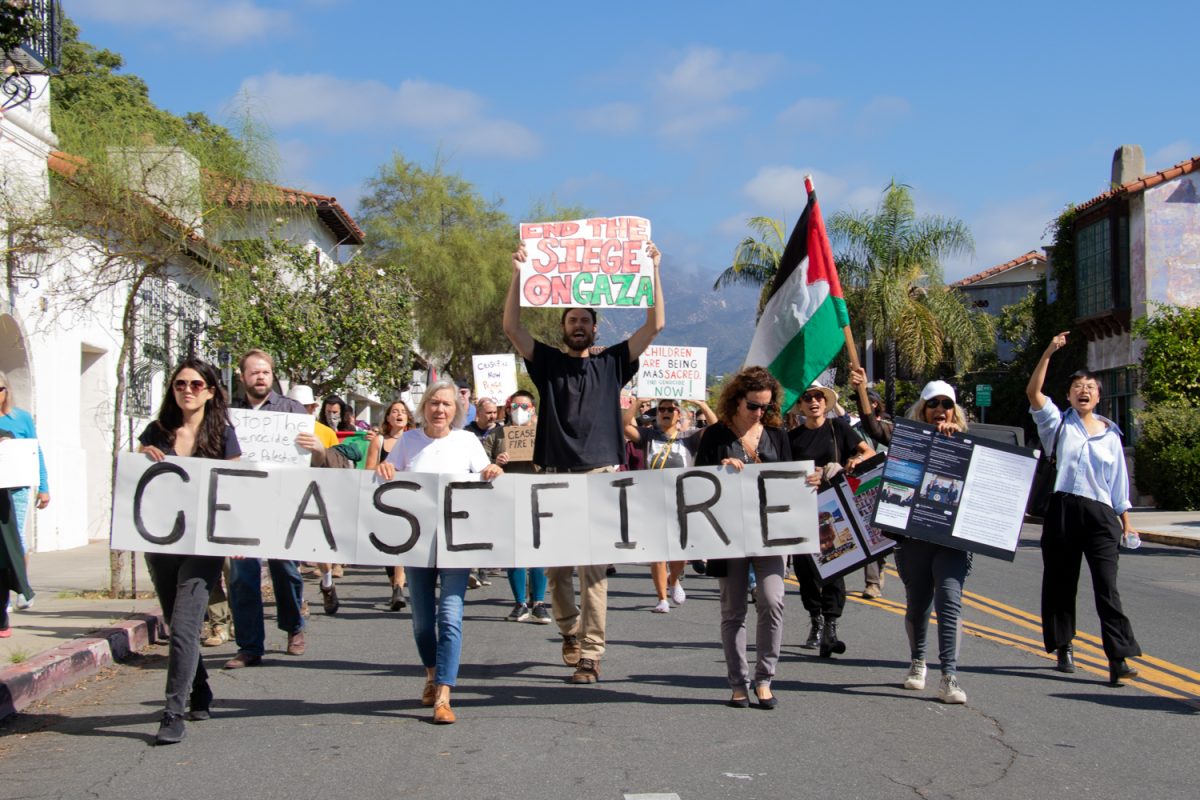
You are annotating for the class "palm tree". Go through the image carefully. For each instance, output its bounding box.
[712,216,786,319]
[829,181,992,414]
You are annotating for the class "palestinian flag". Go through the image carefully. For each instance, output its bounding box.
[744,176,850,410]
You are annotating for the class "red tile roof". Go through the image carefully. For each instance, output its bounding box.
[1075,154,1200,214]
[217,179,365,245]
[952,250,1046,288]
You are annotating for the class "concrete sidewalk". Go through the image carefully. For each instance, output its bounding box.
[1,509,1196,719]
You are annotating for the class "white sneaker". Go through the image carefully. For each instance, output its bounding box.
[669,583,686,605]
[651,599,670,614]
[938,673,967,704]
[15,594,32,610]
[903,659,927,690]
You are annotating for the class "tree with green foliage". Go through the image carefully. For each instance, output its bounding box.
[213,237,416,398]
[1132,304,1200,405]
[711,216,786,319]
[828,182,991,413]
[0,2,40,58]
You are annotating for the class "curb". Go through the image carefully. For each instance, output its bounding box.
[1138,531,1200,550]
[0,611,165,720]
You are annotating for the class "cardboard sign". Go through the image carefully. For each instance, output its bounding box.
[110,453,818,567]
[472,354,518,405]
[518,216,655,308]
[229,409,315,466]
[637,345,706,401]
[503,425,536,462]
[0,438,39,489]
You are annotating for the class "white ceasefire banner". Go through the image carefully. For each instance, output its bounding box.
[0,438,39,489]
[110,452,817,567]
[471,354,518,404]
[637,345,707,401]
[229,409,315,466]
[518,216,655,308]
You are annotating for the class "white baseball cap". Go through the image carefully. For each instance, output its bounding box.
[919,380,957,404]
[287,384,316,406]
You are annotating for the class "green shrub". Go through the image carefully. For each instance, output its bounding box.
[1134,403,1200,510]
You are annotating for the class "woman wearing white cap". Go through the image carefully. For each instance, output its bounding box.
[897,380,972,704]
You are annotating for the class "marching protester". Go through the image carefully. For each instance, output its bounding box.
[848,367,891,599]
[696,366,803,709]
[0,370,49,607]
[1027,332,1142,686]
[225,350,309,669]
[504,240,664,684]
[137,358,241,744]
[366,400,414,611]
[465,397,501,441]
[375,380,503,724]
[319,394,356,434]
[788,381,876,657]
[0,430,35,638]
[486,390,552,624]
[623,396,717,613]
[896,380,974,704]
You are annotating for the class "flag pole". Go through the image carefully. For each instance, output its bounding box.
[804,173,872,417]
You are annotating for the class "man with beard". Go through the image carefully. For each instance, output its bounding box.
[503,241,664,684]
[224,350,310,669]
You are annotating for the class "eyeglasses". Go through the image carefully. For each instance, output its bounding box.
[800,392,826,403]
[173,379,209,393]
[657,406,680,414]
[510,402,533,410]
[743,400,770,412]
[925,398,955,410]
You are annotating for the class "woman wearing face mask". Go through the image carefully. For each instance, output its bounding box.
[367,400,415,611]
[1027,332,1141,686]
[486,391,552,624]
[896,380,973,704]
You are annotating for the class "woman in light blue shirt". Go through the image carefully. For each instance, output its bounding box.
[1027,332,1141,687]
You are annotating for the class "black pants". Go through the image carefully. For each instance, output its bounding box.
[796,566,846,619]
[146,554,224,715]
[1040,493,1140,661]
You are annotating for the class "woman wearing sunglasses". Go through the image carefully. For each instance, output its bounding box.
[486,390,553,624]
[695,366,795,709]
[896,380,973,704]
[788,381,875,658]
[137,358,242,744]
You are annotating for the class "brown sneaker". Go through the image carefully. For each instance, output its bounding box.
[286,631,306,656]
[223,652,262,670]
[561,634,582,667]
[570,657,600,684]
[862,584,882,599]
[202,624,228,648]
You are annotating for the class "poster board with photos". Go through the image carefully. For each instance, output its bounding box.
[870,418,1037,561]
[796,465,896,584]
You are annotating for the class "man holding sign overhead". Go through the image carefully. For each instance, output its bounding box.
[504,223,664,684]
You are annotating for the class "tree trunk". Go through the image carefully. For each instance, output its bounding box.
[885,338,898,417]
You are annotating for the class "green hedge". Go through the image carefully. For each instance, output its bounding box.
[1134,403,1200,510]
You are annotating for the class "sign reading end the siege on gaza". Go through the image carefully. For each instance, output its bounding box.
[519,216,655,308]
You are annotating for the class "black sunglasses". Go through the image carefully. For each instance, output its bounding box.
[800,392,826,403]
[173,379,209,393]
[924,398,955,410]
[743,400,770,412]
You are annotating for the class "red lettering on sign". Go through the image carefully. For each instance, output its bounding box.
[533,239,559,273]
[622,240,643,273]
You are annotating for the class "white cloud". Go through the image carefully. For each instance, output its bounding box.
[741,166,883,218]
[945,193,1059,283]
[657,105,745,139]
[856,95,911,132]
[236,72,539,159]
[575,102,641,135]
[1148,140,1194,169]
[653,46,782,139]
[70,0,289,45]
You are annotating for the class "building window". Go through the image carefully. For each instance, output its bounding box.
[1076,217,1111,317]
[1097,366,1138,443]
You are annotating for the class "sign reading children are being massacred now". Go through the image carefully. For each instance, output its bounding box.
[519,216,655,308]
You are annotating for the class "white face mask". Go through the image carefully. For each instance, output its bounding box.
[511,407,533,426]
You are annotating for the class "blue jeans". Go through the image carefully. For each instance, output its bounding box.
[10,488,29,550]
[895,539,971,674]
[507,567,547,604]
[228,558,305,656]
[407,567,470,686]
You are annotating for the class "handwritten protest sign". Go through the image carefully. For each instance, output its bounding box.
[229,409,315,466]
[0,438,39,489]
[472,354,517,404]
[110,453,817,568]
[503,426,536,462]
[637,345,706,401]
[518,216,655,308]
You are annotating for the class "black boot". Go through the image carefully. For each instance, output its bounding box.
[802,614,823,649]
[819,618,846,658]
[1108,658,1139,686]
[1055,644,1075,673]
[155,712,186,745]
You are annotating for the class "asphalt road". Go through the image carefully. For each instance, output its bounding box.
[1,530,1196,800]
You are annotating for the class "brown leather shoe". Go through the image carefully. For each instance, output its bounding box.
[561,634,582,667]
[432,701,456,724]
[570,657,599,684]
[320,584,339,615]
[223,652,262,670]
[286,631,306,656]
[421,679,436,707]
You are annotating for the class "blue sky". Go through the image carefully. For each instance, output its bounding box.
[67,0,1195,283]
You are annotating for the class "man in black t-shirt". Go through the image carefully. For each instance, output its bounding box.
[503,240,664,684]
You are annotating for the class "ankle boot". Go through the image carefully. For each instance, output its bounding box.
[819,618,846,658]
[1055,644,1075,673]
[803,614,823,649]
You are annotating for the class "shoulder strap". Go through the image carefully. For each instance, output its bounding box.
[1049,417,1066,465]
